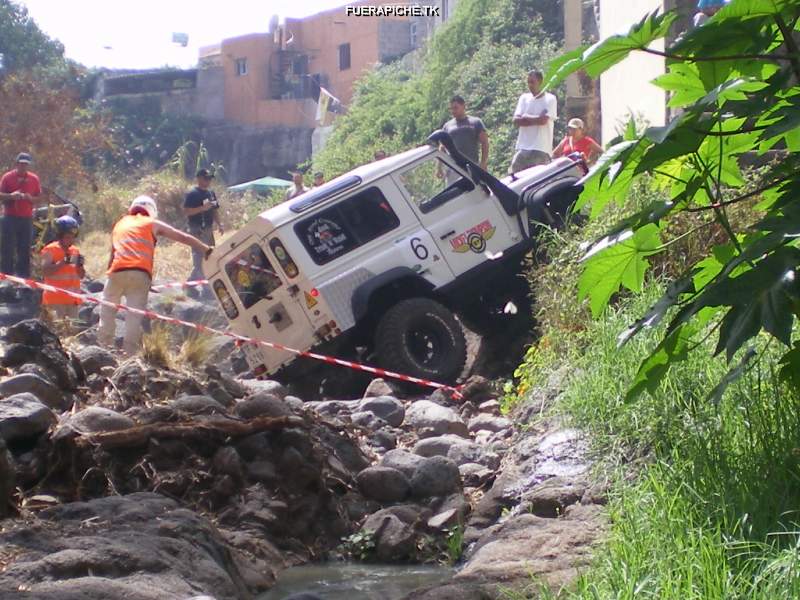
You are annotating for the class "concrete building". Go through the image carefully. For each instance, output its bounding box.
[564,0,695,144]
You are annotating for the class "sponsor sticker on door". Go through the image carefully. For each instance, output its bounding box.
[450,220,496,254]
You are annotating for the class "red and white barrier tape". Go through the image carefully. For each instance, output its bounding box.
[150,279,208,292]
[0,273,463,398]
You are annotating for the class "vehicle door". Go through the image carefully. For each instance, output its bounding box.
[217,236,314,367]
[392,155,516,277]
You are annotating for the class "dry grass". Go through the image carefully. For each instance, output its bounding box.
[141,323,175,369]
[178,332,212,368]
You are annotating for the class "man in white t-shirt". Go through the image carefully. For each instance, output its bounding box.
[510,69,558,174]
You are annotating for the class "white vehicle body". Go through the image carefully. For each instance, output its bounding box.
[205,132,584,382]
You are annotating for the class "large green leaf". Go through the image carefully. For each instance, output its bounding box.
[701,247,800,359]
[545,10,677,88]
[578,224,662,316]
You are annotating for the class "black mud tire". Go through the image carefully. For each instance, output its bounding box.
[375,298,467,385]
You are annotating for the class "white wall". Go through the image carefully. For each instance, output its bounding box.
[599,0,667,144]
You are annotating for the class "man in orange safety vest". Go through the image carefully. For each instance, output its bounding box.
[40,215,84,327]
[97,196,211,355]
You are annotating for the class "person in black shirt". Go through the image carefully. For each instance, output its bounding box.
[183,168,223,296]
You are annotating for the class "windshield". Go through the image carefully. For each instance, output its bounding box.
[225,243,282,309]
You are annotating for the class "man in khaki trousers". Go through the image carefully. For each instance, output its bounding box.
[98,196,211,355]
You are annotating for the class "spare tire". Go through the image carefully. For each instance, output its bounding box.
[375,298,466,384]
[523,176,583,230]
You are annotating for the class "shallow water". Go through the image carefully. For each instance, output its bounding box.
[257,563,454,600]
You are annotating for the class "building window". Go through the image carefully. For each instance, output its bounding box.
[410,22,418,47]
[338,43,351,71]
[235,58,247,76]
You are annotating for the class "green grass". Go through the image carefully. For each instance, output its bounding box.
[508,281,800,600]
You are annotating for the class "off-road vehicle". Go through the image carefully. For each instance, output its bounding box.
[204,131,585,385]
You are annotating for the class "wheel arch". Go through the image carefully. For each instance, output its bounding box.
[351,267,436,325]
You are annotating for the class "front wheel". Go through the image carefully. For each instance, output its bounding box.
[375,298,467,384]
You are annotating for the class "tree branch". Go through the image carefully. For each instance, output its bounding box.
[684,173,793,213]
[774,15,800,81]
[641,47,797,63]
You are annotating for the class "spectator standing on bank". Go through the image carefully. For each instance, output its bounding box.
[510,70,558,174]
[284,171,308,200]
[0,152,43,277]
[373,150,387,161]
[98,196,211,355]
[693,0,727,28]
[312,172,325,187]
[553,118,603,165]
[443,95,489,170]
[183,168,223,295]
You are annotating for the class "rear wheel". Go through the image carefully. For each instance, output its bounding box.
[375,298,467,384]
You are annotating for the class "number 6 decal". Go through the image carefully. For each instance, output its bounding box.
[410,237,429,260]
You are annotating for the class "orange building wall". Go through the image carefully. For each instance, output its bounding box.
[217,1,411,127]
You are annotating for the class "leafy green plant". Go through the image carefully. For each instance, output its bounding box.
[545,3,800,400]
[339,530,376,562]
[443,525,464,565]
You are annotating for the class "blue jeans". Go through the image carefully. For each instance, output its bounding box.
[1,215,33,277]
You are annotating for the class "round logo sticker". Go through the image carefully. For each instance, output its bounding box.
[467,232,486,253]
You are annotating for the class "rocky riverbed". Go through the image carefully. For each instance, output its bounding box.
[0,303,606,599]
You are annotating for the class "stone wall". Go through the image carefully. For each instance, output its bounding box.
[200,122,313,183]
[378,20,413,63]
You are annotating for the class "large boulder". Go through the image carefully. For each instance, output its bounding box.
[235,393,292,419]
[410,456,462,499]
[356,466,410,503]
[361,506,428,562]
[380,449,426,479]
[0,492,264,599]
[363,378,397,398]
[171,395,226,416]
[0,373,67,410]
[76,345,118,376]
[405,400,469,438]
[238,379,288,399]
[358,396,405,427]
[66,407,135,434]
[0,393,56,443]
[3,319,60,347]
[456,507,606,591]
[468,414,512,434]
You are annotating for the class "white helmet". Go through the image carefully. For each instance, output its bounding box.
[129,195,158,219]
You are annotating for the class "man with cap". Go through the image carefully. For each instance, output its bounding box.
[183,168,223,296]
[284,170,308,201]
[98,196,212,355]
[553,118,603,165]
[40,215,84,327]
[0,152,43,278]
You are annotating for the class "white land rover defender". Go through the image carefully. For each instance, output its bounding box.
[204,131,585,386]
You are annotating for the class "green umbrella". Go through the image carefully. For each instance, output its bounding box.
[228,176,292,194]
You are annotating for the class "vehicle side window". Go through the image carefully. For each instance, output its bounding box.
[225,244,283,309]
[398,158,472,213]
[295,187,400,265]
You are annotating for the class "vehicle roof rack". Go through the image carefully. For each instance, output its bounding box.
[289,175,362,213]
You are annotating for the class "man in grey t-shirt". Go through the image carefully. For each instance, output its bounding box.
[443,95,489,170]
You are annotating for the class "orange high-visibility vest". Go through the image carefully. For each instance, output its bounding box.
[41,241,82,306]
[108,214,156,277]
